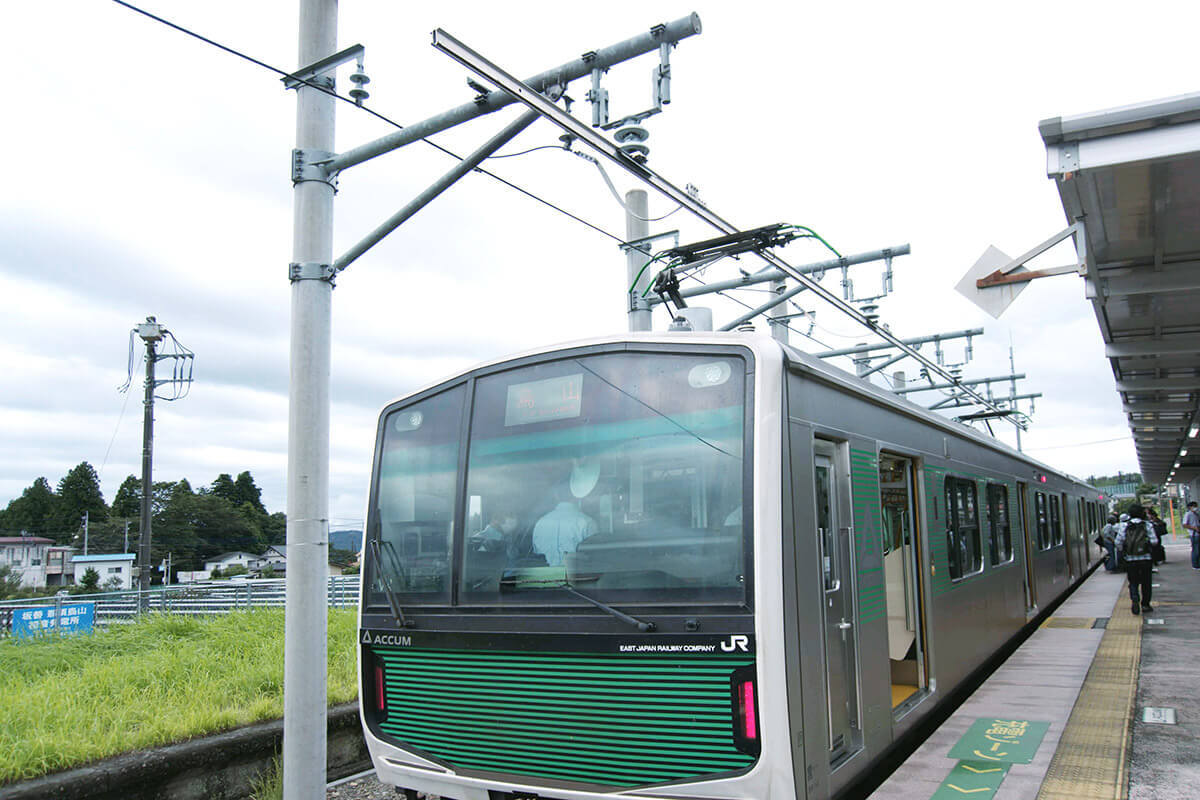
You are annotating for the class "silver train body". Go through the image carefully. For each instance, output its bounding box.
[357,333,1102,800]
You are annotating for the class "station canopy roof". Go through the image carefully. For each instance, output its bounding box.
[1041,93,1200,486]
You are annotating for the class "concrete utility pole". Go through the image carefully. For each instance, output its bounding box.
[625,189,652,331]
[284,1,337,797]
[136,318,166,603]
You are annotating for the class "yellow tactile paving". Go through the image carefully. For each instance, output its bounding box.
[1036,590,1142,800]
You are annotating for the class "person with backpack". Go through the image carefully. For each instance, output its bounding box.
[1115,504,1159,614]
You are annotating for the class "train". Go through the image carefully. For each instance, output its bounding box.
[356,332,1103,800]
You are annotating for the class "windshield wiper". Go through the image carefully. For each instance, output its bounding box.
[562,584,656,632]
[368,537,413,629]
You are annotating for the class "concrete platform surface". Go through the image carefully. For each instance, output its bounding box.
[867,541,1200,800]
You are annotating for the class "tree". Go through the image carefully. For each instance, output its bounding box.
[111,475,141,518]
[210,473,238,504]
[0,565,24,598]
[80,567,100,592]
[112,476,173,520]
[50,462,108,542]
[233,472,267,515]
[0,477,59,535]
[263,512,287,545]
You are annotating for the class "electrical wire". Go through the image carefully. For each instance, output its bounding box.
[572,151,684,222]
[107,0,624,246]
[97,379,135,487]
[487,144,566,159]
[1023,436,1133,452]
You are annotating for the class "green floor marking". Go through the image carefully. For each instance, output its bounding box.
[947,718,1050,764]
[930,760,1010,799]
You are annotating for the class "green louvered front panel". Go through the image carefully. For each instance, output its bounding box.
[372,648,757,788]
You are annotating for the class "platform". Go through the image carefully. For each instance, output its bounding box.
[869,539,1200,800]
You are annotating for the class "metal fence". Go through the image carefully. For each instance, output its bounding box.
[0,576,360,638]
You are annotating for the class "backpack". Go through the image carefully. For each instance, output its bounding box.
[1123,521,1149,557]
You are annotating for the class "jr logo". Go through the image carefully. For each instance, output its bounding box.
[720,634,750,652]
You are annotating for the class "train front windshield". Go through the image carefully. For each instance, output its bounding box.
[368,351,750,610]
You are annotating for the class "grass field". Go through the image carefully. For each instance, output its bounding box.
[0,608,358,784]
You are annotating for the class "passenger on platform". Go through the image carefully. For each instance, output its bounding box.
[1183,501,1200,571]
[1115,505,1158,615]
[1115,513,1131,572]
[1100,514,1119,572]
[1147,508,1168,565]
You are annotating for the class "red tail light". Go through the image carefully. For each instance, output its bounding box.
[375,664,386,712]
[738,680,758,740]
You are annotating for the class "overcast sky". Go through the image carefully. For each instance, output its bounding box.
[3,1,1194,528]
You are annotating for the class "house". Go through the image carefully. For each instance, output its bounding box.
[72,553,136,590]
[0,536,55,588]
[258,544,287,574]
[203,552,261,575]
[45,546,77,586]
[252,545,342,577]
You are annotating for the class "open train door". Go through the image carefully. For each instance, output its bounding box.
[879,453,929,714]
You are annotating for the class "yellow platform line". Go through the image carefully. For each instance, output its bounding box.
[1036,589,1142,800]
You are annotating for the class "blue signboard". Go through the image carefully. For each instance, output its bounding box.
[12,602,95,639]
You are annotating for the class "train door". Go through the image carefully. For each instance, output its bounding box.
[879,453,928,713]
[1018,482,1037,613]
[1061,493,1076,580]
[813,440,861,764]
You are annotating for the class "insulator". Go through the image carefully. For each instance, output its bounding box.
[349,70,371,86]
[614,126,649,143]
[619,142,650,163]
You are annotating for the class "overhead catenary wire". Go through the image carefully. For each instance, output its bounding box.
[1023,436,1134,452]
[107,0,625,246]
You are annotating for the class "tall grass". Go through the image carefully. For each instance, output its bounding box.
[0,608,358,784]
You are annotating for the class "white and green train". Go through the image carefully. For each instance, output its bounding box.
[358,333,1103,800]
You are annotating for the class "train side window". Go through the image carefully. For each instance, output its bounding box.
[945,477,982,580]
[986,484,1013,565]
[1050,495,1063,546]
[1035,492,1050,550]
